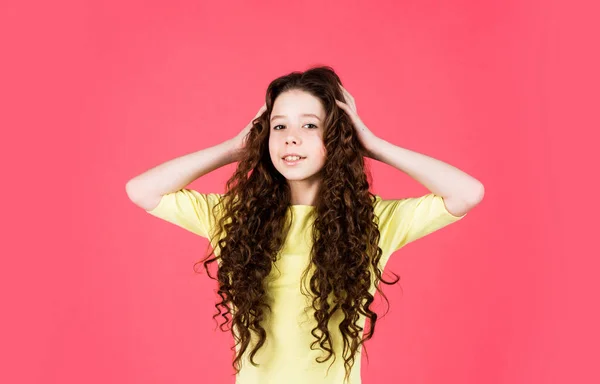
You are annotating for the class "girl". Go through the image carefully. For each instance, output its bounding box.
[126,66,484,384]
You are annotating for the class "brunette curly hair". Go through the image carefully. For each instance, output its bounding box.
[193,65,400,383]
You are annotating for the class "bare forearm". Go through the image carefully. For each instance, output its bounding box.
[126,139,236,199]
[368,137,484,204]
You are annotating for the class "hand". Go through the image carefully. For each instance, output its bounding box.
[229,103,267,162]
[335,85,379,159]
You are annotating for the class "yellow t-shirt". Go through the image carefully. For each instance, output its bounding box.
[146,189,466,384]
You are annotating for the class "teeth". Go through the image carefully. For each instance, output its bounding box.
[284,156,302,161]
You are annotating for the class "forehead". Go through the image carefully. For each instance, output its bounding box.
[271,90,324,117]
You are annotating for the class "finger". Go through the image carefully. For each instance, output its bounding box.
[340,85,354,101]
[335,99,347,109]
[254,104,267,118]
[335,99,353,115]
[339,84,348,98]
[340,94,356,113]
[340,86,349,101]
[339,87,357,112]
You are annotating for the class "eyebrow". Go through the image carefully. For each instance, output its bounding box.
[270,113,321,122]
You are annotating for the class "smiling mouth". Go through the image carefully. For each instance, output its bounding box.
[282,157,306,164]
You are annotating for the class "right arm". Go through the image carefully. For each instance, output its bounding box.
[126,103,266,211]
[125,139,237,211]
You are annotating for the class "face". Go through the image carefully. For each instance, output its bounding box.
[268,89,327,186]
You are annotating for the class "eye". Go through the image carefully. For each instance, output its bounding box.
[273,124,318,130]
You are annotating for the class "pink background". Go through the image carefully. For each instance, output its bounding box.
[2,0,598,383]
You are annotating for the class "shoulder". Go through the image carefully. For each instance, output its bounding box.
[372,192,466,224]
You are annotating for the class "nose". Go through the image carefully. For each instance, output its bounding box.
[285,135,300,145]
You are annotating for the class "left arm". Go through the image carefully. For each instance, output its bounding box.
[366,137,484,217]
[334,85,484,217]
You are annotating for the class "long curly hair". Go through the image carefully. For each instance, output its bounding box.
[193,65,400,383]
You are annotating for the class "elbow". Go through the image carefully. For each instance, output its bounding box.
[468,182,485,206]
[125,180,138,203]
[126,179,144,203]
[126,180,162,211]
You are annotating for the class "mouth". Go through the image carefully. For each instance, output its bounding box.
[282,156,306,165]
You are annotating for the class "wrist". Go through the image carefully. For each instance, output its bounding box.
[365,135,382,160]
[224,139,240,163]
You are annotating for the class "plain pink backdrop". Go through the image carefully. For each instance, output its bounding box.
[1,0,598,383]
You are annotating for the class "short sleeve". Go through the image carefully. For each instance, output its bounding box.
[373,193,467,253]
[145,188,224,239]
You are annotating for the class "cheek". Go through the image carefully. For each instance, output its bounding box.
[268,139,277,155]
[319,142,327,158]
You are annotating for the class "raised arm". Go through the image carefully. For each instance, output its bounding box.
[335,85,484,217]
[125,140,237,211]
[125,104,266,211]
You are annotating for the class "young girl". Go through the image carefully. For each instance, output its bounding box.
[126,66,484,384]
